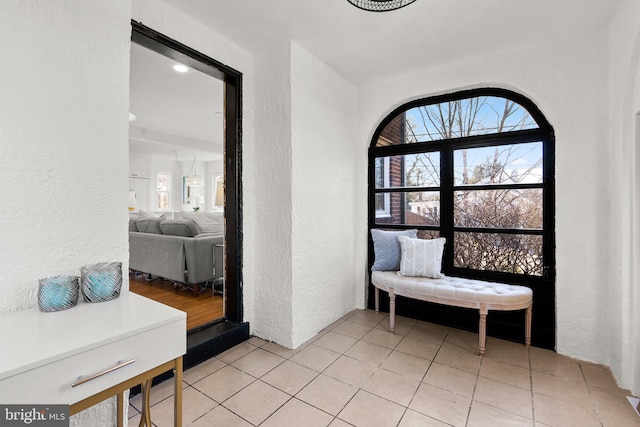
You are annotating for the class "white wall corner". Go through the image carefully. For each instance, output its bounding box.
[289,42,360,347]
[251,42,295,347]
[606,0,640,396]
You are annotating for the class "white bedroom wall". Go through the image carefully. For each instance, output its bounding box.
[0,1,131,424]
[290,42,359,347]
[356,31,612,365]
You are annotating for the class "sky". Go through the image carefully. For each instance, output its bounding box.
[396,96,543,187]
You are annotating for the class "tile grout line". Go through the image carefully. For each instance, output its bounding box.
[528,345,537,425]
[316,327,370,426]
[322,316,407,425]
[217,346,323,426]
[380,319,421,427]
[463,351,482,427]
[577,360,605,426]
[134,310,630,426]
[257,315,378,426]
[396,325,446,426]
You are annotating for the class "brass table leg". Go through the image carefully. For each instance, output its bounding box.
[175,357,183,427]
[117,392,124,427]
[138,379,152,427]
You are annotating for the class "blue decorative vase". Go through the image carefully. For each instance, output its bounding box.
[38,275,80,312]
[81,262,123,303]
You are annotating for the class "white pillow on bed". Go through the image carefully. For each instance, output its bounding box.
[398,236,446,279]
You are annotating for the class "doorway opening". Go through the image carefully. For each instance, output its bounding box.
[129,22,247,365]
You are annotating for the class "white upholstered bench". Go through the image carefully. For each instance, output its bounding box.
[371,270,533,356]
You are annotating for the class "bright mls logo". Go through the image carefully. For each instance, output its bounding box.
[0,405,68,426]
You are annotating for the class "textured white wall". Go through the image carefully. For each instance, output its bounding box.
[252,43,295,346]
[357,32,611,364]
[0,1,131,313]
[290,42,359,347]
[607,0,640,395]
[251,41,360,348]
[0,1,131,425]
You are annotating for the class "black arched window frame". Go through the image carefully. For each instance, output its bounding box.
[367,88,556,348]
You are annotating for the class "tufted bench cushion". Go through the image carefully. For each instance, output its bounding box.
[371,270,532,355]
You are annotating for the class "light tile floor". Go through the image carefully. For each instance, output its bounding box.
[129,309,640,426]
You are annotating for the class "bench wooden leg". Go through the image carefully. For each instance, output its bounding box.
[389,288,395,333]
[375,287,379,313]
[525,305,532,347]
[479,304,488,356]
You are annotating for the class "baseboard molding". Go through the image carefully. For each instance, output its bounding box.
[185,320,250,369]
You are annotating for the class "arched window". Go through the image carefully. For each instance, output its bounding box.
[368,88,555,348]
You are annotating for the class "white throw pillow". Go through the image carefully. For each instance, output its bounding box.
[398,236,446,278]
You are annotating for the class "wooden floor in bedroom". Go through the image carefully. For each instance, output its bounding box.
[129,274,223,330]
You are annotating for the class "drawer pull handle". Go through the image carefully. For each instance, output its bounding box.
[71,359,135,387]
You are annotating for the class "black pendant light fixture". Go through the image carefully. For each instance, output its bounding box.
[347,0,417,12]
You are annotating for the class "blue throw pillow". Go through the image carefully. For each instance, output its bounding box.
[370,229,418,271]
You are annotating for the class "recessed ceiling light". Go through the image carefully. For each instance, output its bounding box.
[129,112,136,122]
[173,64,189,73]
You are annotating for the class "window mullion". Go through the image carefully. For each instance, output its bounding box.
[542,135,555,281]
[440,146,455,273]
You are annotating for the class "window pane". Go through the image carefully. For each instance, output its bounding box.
[374,192,403,225]
[375,153,439,189]
[158,191,169,209]
[417,230,440,239]
[157,174,169,191]
[375,158,385,189]
[377,115,406,146]
[374,191,440,226]
[454,142,542,186]
[374,156,396,189]
[407,192,440,226]
[453,232,543,276]
[454,189,542,229]
[375,193,385,212]
[375,228,439,239]
[376,96,539,146]
[404,153,440,187]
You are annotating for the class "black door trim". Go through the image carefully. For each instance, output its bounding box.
[130,21,244,325]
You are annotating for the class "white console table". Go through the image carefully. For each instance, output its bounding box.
[0,292,186,426]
